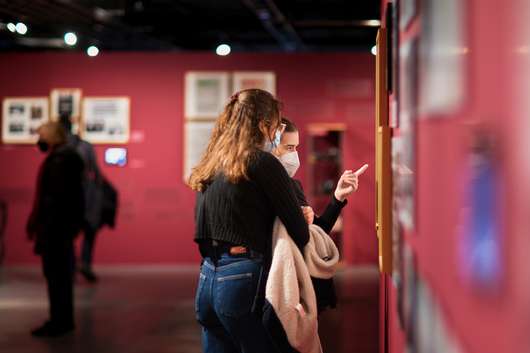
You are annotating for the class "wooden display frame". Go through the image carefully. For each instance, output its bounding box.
[375,28,393,274]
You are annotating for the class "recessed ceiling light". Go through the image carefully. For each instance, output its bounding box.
[64,32,77,46]
[15,22,27,35]
[87,45,99,57]
[216,44,231,56]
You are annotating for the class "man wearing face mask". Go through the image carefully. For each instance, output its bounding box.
[26,122,84,337]
[273,118,368,232]
[273,117,369,312]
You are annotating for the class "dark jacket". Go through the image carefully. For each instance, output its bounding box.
[100,177,118,229]
[67,134,104,230]
[27,144,85,254]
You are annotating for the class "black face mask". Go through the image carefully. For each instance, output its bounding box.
[37,140,49,153]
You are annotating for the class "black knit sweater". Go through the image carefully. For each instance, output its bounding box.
[194,150,310,254]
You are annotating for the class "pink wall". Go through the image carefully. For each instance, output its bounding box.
[380,0,530,352]
[0,52,377,265]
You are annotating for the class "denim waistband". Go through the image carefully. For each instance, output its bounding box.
[202,253,263,271]
[201,241,263,259]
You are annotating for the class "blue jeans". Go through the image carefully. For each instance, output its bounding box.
[195,253,278,353]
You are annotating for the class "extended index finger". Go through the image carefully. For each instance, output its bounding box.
[354,164,369,177]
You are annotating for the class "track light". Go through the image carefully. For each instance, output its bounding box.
[216,44,231,56]
[87,45,99,57]
[15,22,27,35]
[64,32,77,46]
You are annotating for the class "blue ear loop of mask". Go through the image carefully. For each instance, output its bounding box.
[263,128,283,153]
[273,129,282,147]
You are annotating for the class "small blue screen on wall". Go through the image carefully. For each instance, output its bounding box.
[105,148,127,167]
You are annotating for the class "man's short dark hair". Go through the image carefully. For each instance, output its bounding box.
[281,117,298,133]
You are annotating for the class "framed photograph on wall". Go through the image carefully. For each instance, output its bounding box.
[50,88,82,125]
[2,97,49,144]
[396,39,418,232]
[81,97,130,144]
[388,2,400,127]
[400,0,417,30]
[419,0,466,117]
[185,72,230,119]
[403,246,419,351]
[232,71,276,95]
[386,3,396,93]
[183,120,216,181]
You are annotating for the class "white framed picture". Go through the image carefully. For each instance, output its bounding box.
[183,120,216,181]
[232,71,276,95]
[185,72,230,119]
[396,39,418,232]
[400,0,417,30]
[419,0,466,117]
[81,97,130,144]
[2,97,49,144]
[50,88,82,120]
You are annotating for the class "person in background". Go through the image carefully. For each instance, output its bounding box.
[273,117,368,311]
[59,113,103,282]
[26,122,84,337]
[188,89,309,353]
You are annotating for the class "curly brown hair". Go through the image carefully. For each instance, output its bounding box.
[188,89,282,191]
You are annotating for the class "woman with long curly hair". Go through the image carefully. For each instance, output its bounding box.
[188,89,309,352]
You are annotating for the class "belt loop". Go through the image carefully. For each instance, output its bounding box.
[212,242,220,267]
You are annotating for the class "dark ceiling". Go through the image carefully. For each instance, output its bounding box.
[0,0,380,53]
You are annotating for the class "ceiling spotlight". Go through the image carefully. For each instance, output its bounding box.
[64,32,77,46]
[216,44,231,56]
[7,22,16,33]
[371,45,377,56]
[87,45,99,57]
[15,22,27,35]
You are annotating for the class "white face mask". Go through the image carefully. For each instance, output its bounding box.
[279,151,300,177]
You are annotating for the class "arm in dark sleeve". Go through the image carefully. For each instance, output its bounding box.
[194,191,208,239]
[291,179,309,206]
[313,196,347,234]
[194,192,209,257]
[84,141,103,184]
[292,179,347,234]
[251,153,310,250]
